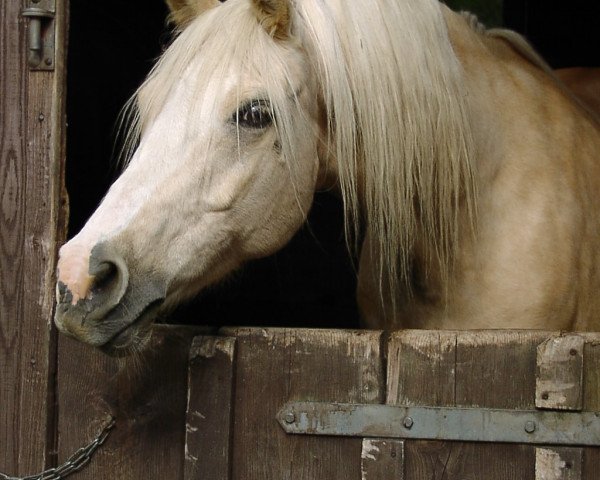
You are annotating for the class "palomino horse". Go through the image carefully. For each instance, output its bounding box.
[55,0,600,354]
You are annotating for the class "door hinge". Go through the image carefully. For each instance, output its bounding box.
[21,0,56,70]
[278,402,600,447]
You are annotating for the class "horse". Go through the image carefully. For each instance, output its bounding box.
[54,0,600,355]
[556,68,600,118]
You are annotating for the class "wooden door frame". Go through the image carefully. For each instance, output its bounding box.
[0,0,68,475]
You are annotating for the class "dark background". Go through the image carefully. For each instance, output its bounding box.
[66,1,600,329]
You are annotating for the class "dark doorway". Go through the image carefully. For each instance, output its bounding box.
[504,0,600,68]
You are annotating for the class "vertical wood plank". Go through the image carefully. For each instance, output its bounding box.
[536,448,582,480]
[582,336,600,479]
[0,0,68,475]
[361,439,404,480]
[536,335,584,411]
[386,330,457,479]
[387,330,549,480]
[223,327,384,480]
[185,336,236,480]
[57,325,206,479]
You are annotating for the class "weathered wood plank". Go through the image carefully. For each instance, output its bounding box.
[386,330,457,479]
[536,448,582,480]
[582,337,600,478]
[387,330,550,480]
[57,325,206,479]
[361,439,404,480]
[223,327,384,480]
[536,335,584,411]
[0,0,68,475]
[184,336,236,480]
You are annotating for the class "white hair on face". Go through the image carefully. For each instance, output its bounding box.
[119,0,309,189]
[119,0,477,317]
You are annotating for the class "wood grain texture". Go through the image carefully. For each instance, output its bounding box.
[185,336,236,480]
[361,439,404,480]
[582,337,600,477]
[536,447,582,480]
[387,330,549,480]
[0,0,68,475]
[57,325,206,480]
[222,327,384,480]
[536,335,584,411]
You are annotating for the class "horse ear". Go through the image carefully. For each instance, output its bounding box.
[165,0,222,27]
[251,0,290,39]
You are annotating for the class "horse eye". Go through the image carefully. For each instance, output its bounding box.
[234,100,273,129]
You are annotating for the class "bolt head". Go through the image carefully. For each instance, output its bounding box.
[525,421,536,433]
[284,412,296,424]
[403,416,414,429]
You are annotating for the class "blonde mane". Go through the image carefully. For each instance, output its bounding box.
[121,0,477,312]
[294,0,476,307]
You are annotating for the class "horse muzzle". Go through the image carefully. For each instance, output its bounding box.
[54,241,167,355]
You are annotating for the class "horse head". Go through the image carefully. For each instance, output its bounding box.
[55,0,329,354]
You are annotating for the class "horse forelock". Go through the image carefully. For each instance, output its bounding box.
[117,0,298,167]
[118,0,477,317]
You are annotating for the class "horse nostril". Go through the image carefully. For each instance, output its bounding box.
[92,261,118,295]
[86,243,130,317]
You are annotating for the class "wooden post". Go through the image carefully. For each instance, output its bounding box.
[0,0,68,475]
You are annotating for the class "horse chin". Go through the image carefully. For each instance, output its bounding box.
[99,304,159,357]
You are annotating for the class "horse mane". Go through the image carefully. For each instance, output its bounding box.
[294,0,476,308]
[120,0,478,314]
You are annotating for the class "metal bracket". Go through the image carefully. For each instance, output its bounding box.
[21,0,56,70]
[278,402,600,447]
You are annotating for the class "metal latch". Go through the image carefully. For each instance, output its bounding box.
[278,402,600,446]
[21,0,56,70]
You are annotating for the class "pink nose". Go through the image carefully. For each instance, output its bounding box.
[55,242,130,344]
[56,244,97,305]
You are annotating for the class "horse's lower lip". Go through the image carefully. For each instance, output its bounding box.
[99,302,161,356]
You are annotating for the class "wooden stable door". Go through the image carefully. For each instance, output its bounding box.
[57,327,600,479]
[0,0,68,476]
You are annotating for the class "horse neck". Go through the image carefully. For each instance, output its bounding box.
[442,7,599,186]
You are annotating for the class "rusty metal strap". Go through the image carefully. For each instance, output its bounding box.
[278,402,600,446]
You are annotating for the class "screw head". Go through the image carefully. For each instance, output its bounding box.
[284,412,296,424]
[525,421,536,434]
[403,417,414,429]
[45,58,52,66]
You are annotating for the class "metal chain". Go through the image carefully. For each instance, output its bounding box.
[0,417,115,480]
